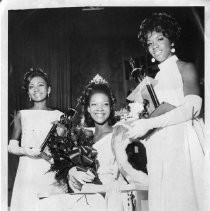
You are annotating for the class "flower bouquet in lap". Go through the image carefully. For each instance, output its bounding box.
[48,125,101,191]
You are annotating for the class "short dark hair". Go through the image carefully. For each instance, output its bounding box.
[138,12,181,49]
[82,83,117,127]
[22,67,51,92]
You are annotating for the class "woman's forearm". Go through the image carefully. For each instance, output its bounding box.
[8,139,24,155]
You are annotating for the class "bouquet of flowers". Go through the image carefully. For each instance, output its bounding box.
[47,124,101,189]
[115,102,144,122]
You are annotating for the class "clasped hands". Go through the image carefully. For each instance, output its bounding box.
[22,146,41,157]
[68,166,120,194]
[23,121,66,158]
[70,167,96,185]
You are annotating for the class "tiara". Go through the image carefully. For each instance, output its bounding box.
[23,67,48,81]
[90,74,107,84]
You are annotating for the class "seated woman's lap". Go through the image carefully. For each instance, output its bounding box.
[37,193,106,211]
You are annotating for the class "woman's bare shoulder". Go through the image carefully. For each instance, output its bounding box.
[176,60,199,85]
[176,60,200,95]
[176,60,197,76]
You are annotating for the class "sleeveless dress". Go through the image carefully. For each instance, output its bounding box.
[37,132,129,211]
[145,55,206,211]
[10,109,63,211]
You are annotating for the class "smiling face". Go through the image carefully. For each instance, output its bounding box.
[147,31,173,63]
[87,92,111,125]
[28,76,50,102]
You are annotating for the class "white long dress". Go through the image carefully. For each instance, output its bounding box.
[145,55,206,211]
[10,109,63,211]
[38,132,130,211]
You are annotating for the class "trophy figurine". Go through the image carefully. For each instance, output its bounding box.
[127,58,175,139]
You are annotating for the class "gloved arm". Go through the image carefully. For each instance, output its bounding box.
[8,139,41,157]
[68,167,95,192]
[8,139,24,155]
[8,111,23,155]
[126,95,202,139]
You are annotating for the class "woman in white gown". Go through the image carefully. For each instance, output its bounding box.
[8,68,63,211]
[38,75,148,211]
[125,12,206,211]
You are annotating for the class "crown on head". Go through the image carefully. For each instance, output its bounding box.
[23,67,48,81]
[90,74,107,84]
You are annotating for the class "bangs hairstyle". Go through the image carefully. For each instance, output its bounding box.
[82,83,117,127]
[22,68,51,92]
[138,12,181,49]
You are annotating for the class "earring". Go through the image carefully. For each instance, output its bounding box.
[151,58,155,63]
[171,43,175,53]
[29,97,32,101]
[48,93,50,98]
[171,48,175,53]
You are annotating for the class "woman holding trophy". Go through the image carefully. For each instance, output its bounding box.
[8,68,64,211]
[124,12,206,211]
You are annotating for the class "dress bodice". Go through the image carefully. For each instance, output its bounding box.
[93,133,118,185]
[20,109,63,148]
[154,55,184,107]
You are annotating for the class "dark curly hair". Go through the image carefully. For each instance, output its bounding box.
[82,82,117,127]
[22,67,51,92]
[138,12,181,49]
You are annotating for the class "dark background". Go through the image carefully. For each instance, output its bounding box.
[8,6,204,206]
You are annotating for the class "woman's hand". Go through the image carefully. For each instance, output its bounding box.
[69,167,95,185]
[68,167,96,192]
[125,119,152,139]
[23,146,41,157]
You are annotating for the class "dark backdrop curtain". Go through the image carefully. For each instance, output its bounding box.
[8,10,73,111]
[8,7,204,206]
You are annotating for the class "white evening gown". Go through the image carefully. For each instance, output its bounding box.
[145,55,206,211]
[10,109,63,211]
[38,133,129,211]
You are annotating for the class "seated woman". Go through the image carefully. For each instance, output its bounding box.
[38,74,148,211]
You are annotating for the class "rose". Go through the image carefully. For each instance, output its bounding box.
[84,129,94,138]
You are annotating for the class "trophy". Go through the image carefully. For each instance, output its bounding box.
[128,58,175,139]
